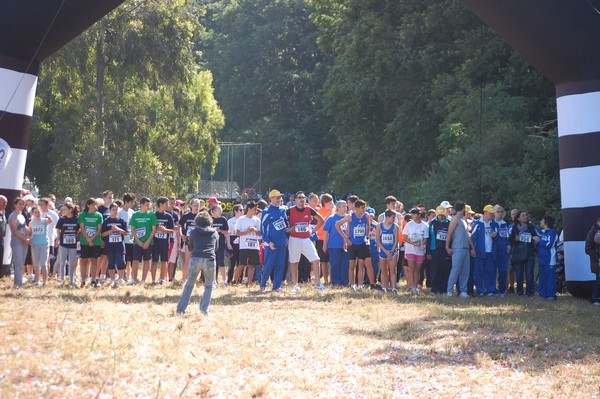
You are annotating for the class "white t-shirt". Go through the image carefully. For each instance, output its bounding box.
[118,208,134,244]
[228,216,239,244]
[402,220,429,256]
[43,210,59,246]
[235,216,261,250]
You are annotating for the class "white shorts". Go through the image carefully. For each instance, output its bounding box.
[168,235,179,263]
[288,236,320,263]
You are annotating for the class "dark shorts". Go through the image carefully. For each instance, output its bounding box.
[125,243,133,263]
[316,240,329,262]
[107,251,126,270]
[133,245,153,262]
[239,249,261,266]
[152,245,169,262]
[348,243,370,260]
[80,245,101,259]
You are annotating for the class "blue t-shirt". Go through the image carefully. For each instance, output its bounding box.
[56,216,79,248]
[154,211,175,249]
[31,219,48,246]
[323,214,346,249]
[102,217,127,253]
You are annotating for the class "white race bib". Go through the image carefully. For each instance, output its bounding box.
[135,227,147,238]
[436,230,447,241]
[85,226,97,237]
[273,218,286,231]
[381,233,394,245]
[109,234,123,243]
[295,222,309,233]
[353,225,366,237]
[33,226,45,235]
[63,234,76,244]
[246,238,259,248]
[519,232,532,243]
[499,228,509,238]
[155,232,167,239]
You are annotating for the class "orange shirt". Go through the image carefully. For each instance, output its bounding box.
[316,206,333,240]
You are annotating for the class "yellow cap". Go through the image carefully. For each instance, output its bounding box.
[465,204,475,214]
[435,205,446,215]
[483,204,495,214]
[269,189,283,198]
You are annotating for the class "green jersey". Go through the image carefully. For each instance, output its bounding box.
[130,210,158,246]
[78,211,104,246]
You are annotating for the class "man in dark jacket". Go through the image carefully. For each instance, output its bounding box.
[176,212,219,315]
[584,216,600,306]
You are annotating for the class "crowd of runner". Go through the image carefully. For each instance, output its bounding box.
[2,189,569,302]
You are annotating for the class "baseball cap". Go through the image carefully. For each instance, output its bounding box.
[64,196,73,203]
[464,204,475,214]
[366,207,376,216]
[23,194,36,202]
[175,199,186,206]
[440,200,452,208]
[483,204,495,214]
[207,197,220,205]
[269,189,283,198]
[435,205,446,215]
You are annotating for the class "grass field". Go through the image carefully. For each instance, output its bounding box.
[0,277,599,399]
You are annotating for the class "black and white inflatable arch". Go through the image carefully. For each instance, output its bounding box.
[0,0,125,266]
[464,0,600,297]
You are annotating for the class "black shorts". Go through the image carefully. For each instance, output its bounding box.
[152,245,169,262]
[133,245,153,262]
[239,249,261,266]
[316,240,329,262]
[80,245,101,259]
[348,243,369,260]
[125,243,133,263]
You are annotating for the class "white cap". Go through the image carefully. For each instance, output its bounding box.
[440,200,453,208]
[23,194,36,202]
[64,197,73,203]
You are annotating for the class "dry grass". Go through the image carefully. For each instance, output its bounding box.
[0,276,599,399]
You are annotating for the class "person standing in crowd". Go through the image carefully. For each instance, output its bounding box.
[493,205,510,296]
[427,206,451,295]
[584,215,600,306]
[227,203,243,283]
[0,195,6,277]
[78,198,103,288]
[9,197,29,288]
[166,197,181,283]
[537,215,558,300]
[153,197,175,285]
[178,198,201,286]
[323,200,349,288]
[176,212,219,316]
[446,201,476,297]
[233,201,262,287]
[375,209,399,292]
[129,197,158,285]
[315,194,334,285]
[509,210,540,296]
[287,191,325,292]
[118,193,136,281]
[209,204,231,287]
[471,205,499,296]
[336,199,371,290]
[260,189,290,292]
[507,208,519,293]
[28,206,53,286]
[403,208,429,294]
[38,198,59,278]
[55,202,79,287]
[101,203,128,287]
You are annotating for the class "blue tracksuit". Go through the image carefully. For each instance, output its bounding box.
[471,219,499,295]
[495,219,510,294]
[537,228,557,299]
[260,205,289,290]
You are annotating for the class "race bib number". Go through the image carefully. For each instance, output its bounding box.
[436,230,447,241]
[368,229,376,239]
[499,227,509,238]
[63,234,76,244]
[245,238,259,248]
[485,227,492,237]
[85,226,97,237]
[273,218,286,231]
[295,222,309,233]
[353,225,366,237]
[410,235,422,245]
[135,227,147,238]
[155,232,167,240]
[381,233,394,245]
[519,233,532,243]
[33,226,45,235]
[109,234,122,243]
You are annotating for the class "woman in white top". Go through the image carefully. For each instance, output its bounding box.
[233,201,262,287]
[402,208,429,294]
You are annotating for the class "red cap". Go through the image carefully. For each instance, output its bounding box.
[208,197,221,205]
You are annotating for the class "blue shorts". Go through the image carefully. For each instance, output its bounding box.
[378,249,398,259]
[107,251,125,270]
[133,245,153,262]
[152,245,169,262]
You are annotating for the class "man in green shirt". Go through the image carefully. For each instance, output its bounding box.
[129,197,158,285]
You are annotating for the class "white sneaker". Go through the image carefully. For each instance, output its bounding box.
[314,284,326,291]
[460,292,469,298]
[127,279,137,285]
[118,278,126,286]
[411,288,419,294]
[357,285,364,290]
[110,280,116,288]
[292,284,300,293]
[447,292,453,297]
[382,288,387,293]
[212,281,218,288]
[351,284,357,291]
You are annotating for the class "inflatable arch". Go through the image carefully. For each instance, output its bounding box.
[0,1,596,296]
[463,1,599,297]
